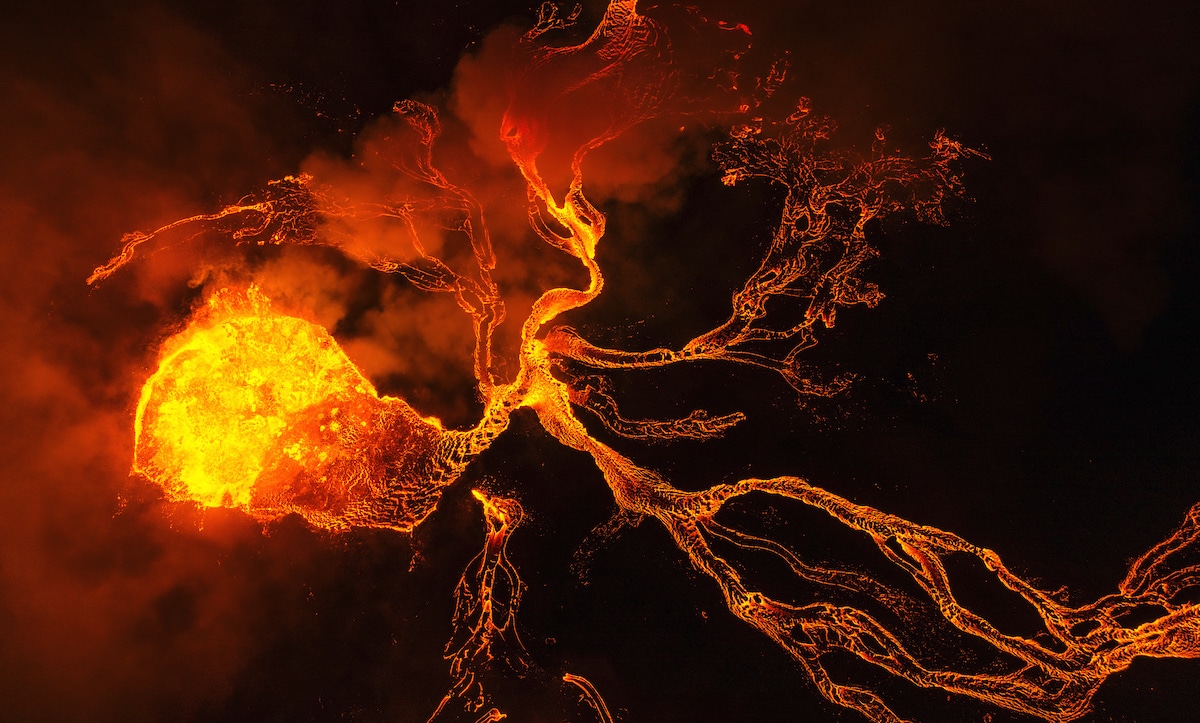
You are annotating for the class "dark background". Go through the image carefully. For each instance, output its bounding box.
[1,0,1197,721]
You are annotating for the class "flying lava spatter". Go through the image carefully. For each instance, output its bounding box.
[90,1,1200,721]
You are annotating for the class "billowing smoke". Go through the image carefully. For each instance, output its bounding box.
[0,2,731,718]
[0,5,305,719]
[2,0,1197,721]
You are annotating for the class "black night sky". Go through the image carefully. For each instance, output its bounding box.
[1,1,1198,721]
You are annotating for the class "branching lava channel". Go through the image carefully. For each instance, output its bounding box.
[90,2,1199,721]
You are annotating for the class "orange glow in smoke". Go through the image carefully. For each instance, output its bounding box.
[92,1,1200,721]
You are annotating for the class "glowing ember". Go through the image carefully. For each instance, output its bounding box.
[135,286,452,532]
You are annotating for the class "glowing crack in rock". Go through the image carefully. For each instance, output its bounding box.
[90,1,1199,721]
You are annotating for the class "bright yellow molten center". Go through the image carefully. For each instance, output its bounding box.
[134,287,379,510]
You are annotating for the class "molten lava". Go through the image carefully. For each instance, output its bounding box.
[91,1,1200,721]
[135,286,450,532]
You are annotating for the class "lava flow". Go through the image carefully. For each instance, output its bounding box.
[90,1,1200,721]
[133,285,458,532]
